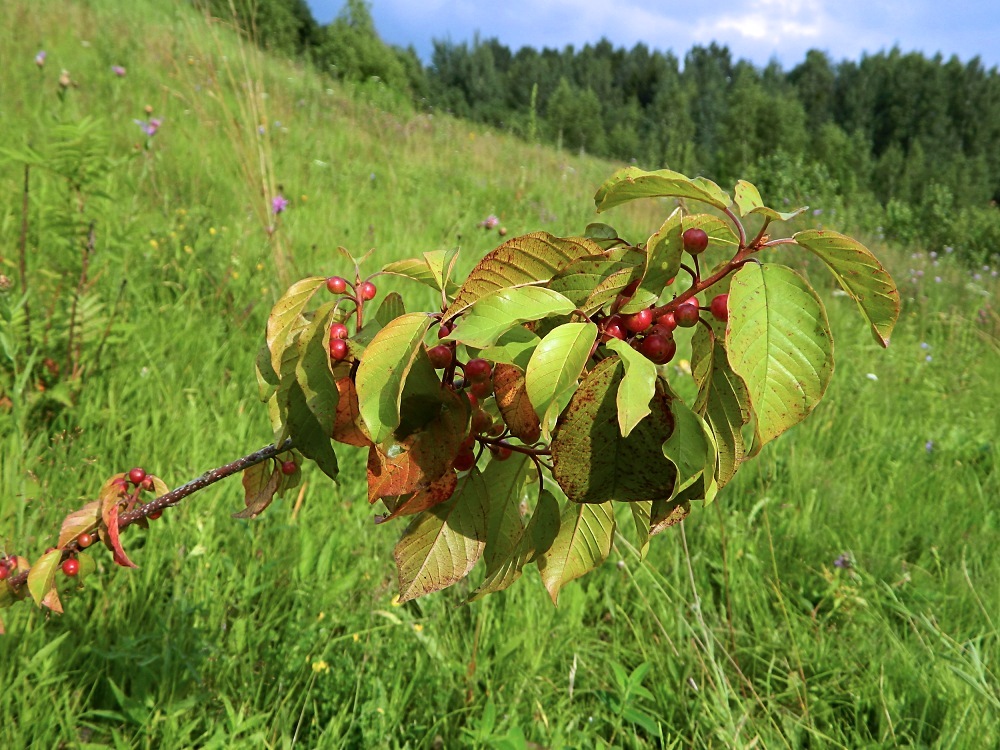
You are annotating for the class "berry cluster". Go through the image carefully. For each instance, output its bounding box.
[325,276,379,363]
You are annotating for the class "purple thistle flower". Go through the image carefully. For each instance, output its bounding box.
[111,65,126,77]
[134,118,162,137]
[35,51,47,68]
[480,214,499,230]
[833,553,851,569]
[271,194,289,215]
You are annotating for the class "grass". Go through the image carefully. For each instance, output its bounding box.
[1,0,999,747]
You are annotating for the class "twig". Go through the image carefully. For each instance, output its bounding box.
[17,163,32,351]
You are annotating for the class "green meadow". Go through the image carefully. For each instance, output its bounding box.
[1,1,998,747]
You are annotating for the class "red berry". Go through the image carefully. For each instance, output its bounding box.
[603,323,626,341]
[624,308,653,333]
[683,228,709,255]
[128,467,147,486]
[329,338,349,361]
[427,344,453,369]
[326,276,347,294]
[640,334,677,365]
[710,293,729,322]
[470,379,493,399]
[140,476,154,491]
[148,509,163,520]
[493,445,513,461]
[438,322,453,339]
[465,358,492,381]
[281,460,297,475]
[62,558,80,577]
[359,281,377,301]
[453,448,476,472]
[655,312,677,333]
[77,532,95,549]
[329,322,349,340]
[471,409,493,435]
[0,565,8,581]
[648,324,675,340]
[466,392,479,410]
[675,302,701,328]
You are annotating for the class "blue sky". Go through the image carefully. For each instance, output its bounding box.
[306,0,1000,71]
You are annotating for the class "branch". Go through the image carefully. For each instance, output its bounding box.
[5,439,293,592]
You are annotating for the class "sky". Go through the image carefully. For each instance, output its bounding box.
[306,0,1000,72]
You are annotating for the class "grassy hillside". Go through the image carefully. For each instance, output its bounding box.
[1,1,998,747]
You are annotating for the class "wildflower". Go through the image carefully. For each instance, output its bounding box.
[833,553,851,569]
[272,194,289,215]
[925,354,932,362]
[311,660,329,674]
[812,208,823,216]
[934,276,942,283]
[134,118,162,137]
[352,633,360,642]
[865,373,878,381]
[480,214,500,230]
[945,246,954,254]
[925,440,934,453]
[35,51,46,68]
[920,342,929,350]
[412,623,424,632]
[111,65,126,77]
[58,69,71,88]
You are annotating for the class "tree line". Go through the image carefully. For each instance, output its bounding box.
[207,0,1000,261]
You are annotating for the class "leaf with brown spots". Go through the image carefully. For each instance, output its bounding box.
[444,232,604,320]
[551,356,677,504]
[493,363,541,444]
[376,471,459,523]
[332,377,371,447]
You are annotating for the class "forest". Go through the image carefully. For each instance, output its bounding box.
[214,0,1000,264]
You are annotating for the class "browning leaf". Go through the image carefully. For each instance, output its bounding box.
[57,501,101,548]
[493,363,541,444]
[234,462,283,519]
[332,376,372,447]
[375,471,459,523]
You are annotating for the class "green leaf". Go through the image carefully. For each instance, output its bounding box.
[691,324,751,487]
[549,256,638,309]
[373,292,406,327]
[265,276,326,375]
[479,326,540,372]
[536,500,615,604]
[733,180,764,216]
[727,263,834,449]
[619,208,684,314]
[604,339,657,437]
[470,487,561,600]
[661,395,713,498]
[394,470,489,602]
[525,322,597,437]
[581,249,646,313]
[295,303,341,437]
[355,313,434,444]
[584,222,619,240]
[27,549,62,607]
[792,229,900,347]
[444,232,603,319]
[285,382,340,480]
[550,356,677,504]
[446,286,575,348]
[629,501,651,559]
[480,453,531,574]
[382,256,441,291]
[594,166,731,213]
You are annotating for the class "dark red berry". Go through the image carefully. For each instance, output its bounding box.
[329,338,349,361]
[326,276,347,294]
[470,379,493,399]
[493,445,513,461]
[466,392,479,410]
[640,334,677,365]
[128,467,147,486]
[427,344,453,369]
[655,312,677,332]
[281,460,297,475]
[453,449,476,472]
[603,323,626,341]
[682,227,709,255]
[148,509,163,520]
[624,308,653,333]
[648,324,675,340]
[62,558,80,577]
[675,302,701,328]
[77,532,95,549]
[359,281,377,301]
[140,476,154,491]
[0,565,8,581]
[471,410,493,435]
[438,322,453,339]
[329,322,349,340]
[465,358,492,381]
[710,293,729,322]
